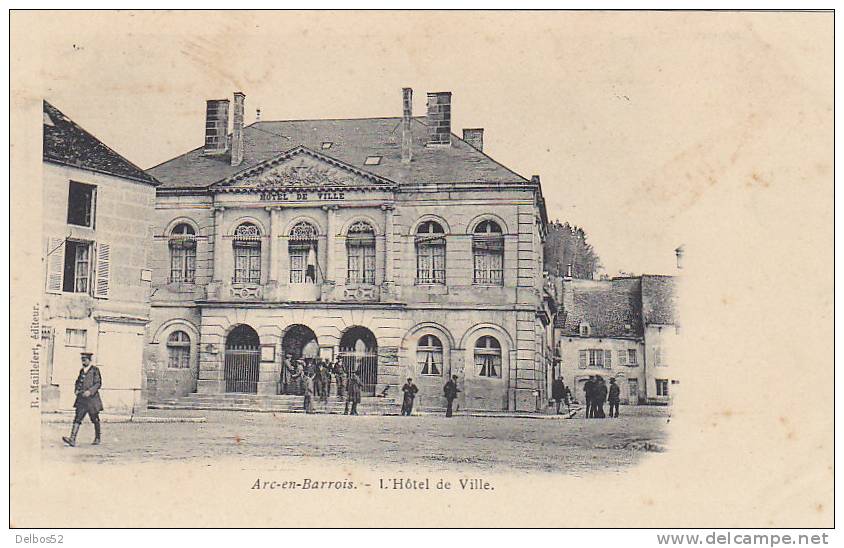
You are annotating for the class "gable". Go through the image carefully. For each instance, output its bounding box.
[214,146,397,194]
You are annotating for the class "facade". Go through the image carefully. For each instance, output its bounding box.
[144,89,556,412]
[555,274,678,405]
[41,101,159,413]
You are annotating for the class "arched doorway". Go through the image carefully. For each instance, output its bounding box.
[224,324,260,393]
[339,326,378,396]
[280,324,318,395]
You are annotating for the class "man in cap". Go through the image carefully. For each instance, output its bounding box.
[608,377,621,418]
[551,375,566,415]
[401,377,419,416]
[62,351,103,447]
[443,374,460,418]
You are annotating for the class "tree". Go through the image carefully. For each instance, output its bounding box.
[544,221,602,279]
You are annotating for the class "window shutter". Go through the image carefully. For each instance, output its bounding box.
[617,350,627,366]
[94,242,111,298]
[45,237,65,294]
[604,350,612,368]
[578,350,587,369]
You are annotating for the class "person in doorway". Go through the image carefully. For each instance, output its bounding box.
[583,376,595,418]
[303,372,315,414]
[281,353,293,394]
[321,359,332,401]
[313,360,325,400]
[401,378,419,416]
[334,358,346,400]
[443,375,460,417]
[292,359,305,395]
[551,375,566,415]
[608,378,621,418]
[344,370,362,415]
[62,352,103,447]
[594,376,608,419]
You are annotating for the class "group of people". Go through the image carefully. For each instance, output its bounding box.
[583,375,621,418]
[282,355,362,415]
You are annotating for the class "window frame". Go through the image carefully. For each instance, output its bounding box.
[288,221,319,284]
[166,330,192,369]
[168,223,197,284]
[62,239,93,294]
[415,220,446,285]
[472,220,504,286]
[64,328,87,348]
[417,334,444,376]
[346,221,376,285]
[66,181,97,228]
[232,223,262,284]
[474,335,502,378]
[656,379,669,397]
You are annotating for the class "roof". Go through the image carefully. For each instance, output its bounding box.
[641,275,677,325]
[556,278,643,339]
[148,117,530,189]
[43,101,158,185]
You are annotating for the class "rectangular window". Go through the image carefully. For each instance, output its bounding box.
[617,350,627,366]
[628,349,638,366]
[588,349,604,368]
[67,181,96,228]
[62,240,91,293]
[416,240,445,284]
[289,247,307,283]
[347,240,376,284]
[656,379,669,397]
[472,240,504,285]
[233,243,261,283]
[364,155,382,165]
[65,328,87,348]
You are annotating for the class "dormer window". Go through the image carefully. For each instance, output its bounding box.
[579,323,591,337]
[321,142,333,149]
[364,156,382,165]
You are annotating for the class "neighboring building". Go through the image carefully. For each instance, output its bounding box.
[144,88,556,412]
[41,101,159,413]
[555,273,678,405]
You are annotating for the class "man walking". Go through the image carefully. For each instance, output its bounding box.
[401,378,419,416]
[62,352,103,447]
[608,377,621,418]
[551,375,566,415]
[344,369,362,415]
[443,375,460,417]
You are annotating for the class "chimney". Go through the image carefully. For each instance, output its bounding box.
[426,91,452,146]
[231,91,245,167]
[675,245,685,270]
[203,98,230,155]
[565,263,573,280]
[462,128,484,151]
[401,87,413,164]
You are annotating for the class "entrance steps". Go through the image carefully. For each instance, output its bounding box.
[148,392,404,415]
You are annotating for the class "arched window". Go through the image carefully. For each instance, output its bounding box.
[474,335,502,378]
[166,330,191,369]
[417,334,443,376]
[346,221,376,285]
[169,223,196,283]
[289,221,318,284]
[415,220,446,284]
[472,220,504,285]
[233,223,261,284]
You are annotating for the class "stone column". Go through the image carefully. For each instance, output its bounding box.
[381,204,395,298]
[268,207,281,283]
[212,206,226,282]
[322,205,339,281]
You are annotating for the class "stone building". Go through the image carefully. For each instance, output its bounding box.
[144,88,556,412]
[555,273,678,405]
[41,101,159,413]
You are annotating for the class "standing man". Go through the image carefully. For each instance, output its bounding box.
[334,358,346,400]
[608,377,621,418]
[551,375,566,415]
[322,359,332,400]
[443,374,460,417]
[303,371,315,414]
[344,369,362,415]
[583,376,595,418]
[62,351,103,447]
[401,378,419,416]
[594,376,608,419]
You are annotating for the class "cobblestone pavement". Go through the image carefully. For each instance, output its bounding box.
[41,406,671,474]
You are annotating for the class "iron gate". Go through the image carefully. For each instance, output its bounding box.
[224,345,260,393]
[339,350,378,397]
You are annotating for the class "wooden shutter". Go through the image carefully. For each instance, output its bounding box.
[617,350,627,366]
[604,350,612,368]
[45,237,65,294]
[578,350,587,369]
[94,242,111,298]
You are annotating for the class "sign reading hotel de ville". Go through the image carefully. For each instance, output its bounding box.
[10,9,833,533]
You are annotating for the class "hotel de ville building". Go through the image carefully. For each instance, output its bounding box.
[144,88,557,412]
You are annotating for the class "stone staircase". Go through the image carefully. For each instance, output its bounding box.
[148,392,405,415]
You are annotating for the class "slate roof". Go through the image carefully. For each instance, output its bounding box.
[43,101,158,185]
[148,117,530,189]
[556,278,644,339]
[641,275,677,325]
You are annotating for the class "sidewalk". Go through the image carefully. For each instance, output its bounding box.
[41,409,207,424]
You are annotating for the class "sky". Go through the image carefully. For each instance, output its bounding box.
[13,10,832,275]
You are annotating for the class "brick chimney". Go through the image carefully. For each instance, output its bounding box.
[462,128,484,151]
[203,98,230,156]
[426,91,452,146]
[231,91,245,167]
[401,87,413,164]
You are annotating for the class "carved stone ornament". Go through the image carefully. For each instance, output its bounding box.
[254,157,354,188]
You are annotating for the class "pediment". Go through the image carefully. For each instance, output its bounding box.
[215,147,396,193]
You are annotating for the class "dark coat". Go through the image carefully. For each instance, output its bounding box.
[347,373,362,403]
[608,383,621,403]
[73,365,104,413]
[551,378,565,401]
[402,383,419,403]
[443,379,459,401]
[584,379,594,402]
[595,382,608,403]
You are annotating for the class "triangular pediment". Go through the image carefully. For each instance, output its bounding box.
[214,146,396,192]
